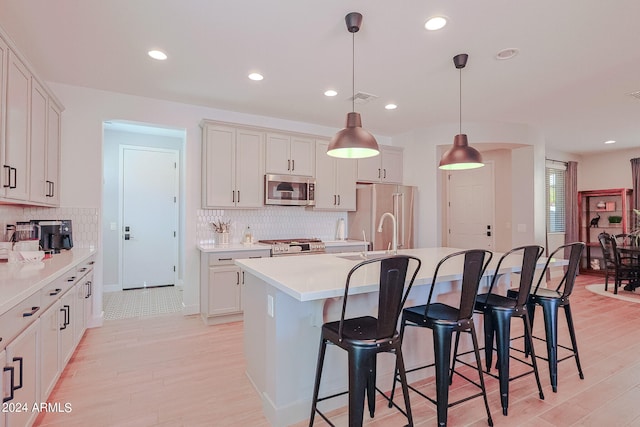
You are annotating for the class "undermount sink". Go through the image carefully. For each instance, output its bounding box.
[336,252,394,261]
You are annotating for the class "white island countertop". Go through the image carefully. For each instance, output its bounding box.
[235,247,566,302]
[0,248,95,316]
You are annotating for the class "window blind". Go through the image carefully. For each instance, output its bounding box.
[546,165,566,233]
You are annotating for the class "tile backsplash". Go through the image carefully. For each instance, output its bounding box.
[197,207,347,244]
[0,206,99,249]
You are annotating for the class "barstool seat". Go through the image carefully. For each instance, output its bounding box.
[506,242,585,393]
[309,255,421,427]
[389,249,494,427]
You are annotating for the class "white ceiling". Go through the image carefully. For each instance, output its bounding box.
[1,0,639,155]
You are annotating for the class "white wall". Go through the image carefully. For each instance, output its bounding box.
[49,82,392,316]
[578,147,640,191]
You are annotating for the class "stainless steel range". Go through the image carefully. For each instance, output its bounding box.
[258,238,326,256]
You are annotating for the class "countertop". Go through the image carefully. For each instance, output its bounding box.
[197,239,368,253]
[235,247,567,302]
[0,248,95,316]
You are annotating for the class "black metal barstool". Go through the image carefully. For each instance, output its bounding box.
[309,255,421,427]
[453,245,545,416]
[389,249,494,427]
[507,242,585,393]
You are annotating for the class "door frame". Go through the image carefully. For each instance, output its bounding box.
[118,144,180,290]
[445,160,496,249]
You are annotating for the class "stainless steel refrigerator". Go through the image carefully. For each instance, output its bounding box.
[347,183,417,251]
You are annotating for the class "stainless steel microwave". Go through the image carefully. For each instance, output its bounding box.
[264,174,315,206]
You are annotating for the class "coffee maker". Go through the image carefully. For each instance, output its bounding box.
[32,220,73,253]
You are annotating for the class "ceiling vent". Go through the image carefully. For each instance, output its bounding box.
[628,90,640,100]
[348,91,379,105]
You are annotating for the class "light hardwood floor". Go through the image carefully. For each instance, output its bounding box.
[35,274,640,426]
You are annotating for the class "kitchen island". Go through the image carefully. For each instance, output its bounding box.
[236,247,565,426]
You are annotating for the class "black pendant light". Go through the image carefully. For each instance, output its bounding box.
[438,53,484,170]
[327,12,379,159]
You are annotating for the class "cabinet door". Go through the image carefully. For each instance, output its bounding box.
[29,78,48,204]
[46,101,61,205]
[314,141,337,209]
[265,133,290,175]
[202,125,235,208]
[40,301,61,400]
[290,136,315,176]
[208,266,242,316]
[73,280,86,345]
[4,51,31,201]
[5,320,39,427]
[357,155,382,183]
[0,39,6,204]
[0,349,4,427]
[235,129,264,208]
[381,146,403,184]
[83,273,94,329]
[59,290,75,366]
[335,157,357,211]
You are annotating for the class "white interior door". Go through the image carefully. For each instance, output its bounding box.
[447,163,495,250]
[121,146,178,290]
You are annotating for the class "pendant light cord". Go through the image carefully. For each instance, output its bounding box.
[459,67,462,135]
[352,31,355,113]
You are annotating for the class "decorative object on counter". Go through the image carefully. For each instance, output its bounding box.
[589,213,600,227]
[243,226,253,245]
[596,201,606,209]
[327,12,379,159]
[608,215,622,224]
[211,219,231,245]
[439,53,484,170]
[335,218,345,240]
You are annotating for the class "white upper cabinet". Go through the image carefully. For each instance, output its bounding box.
[0,32,62,206]
[265,133,314,176]
[3,50,31,201]
[356,145,403,184]
[201,122,264,209]
[314,140,356,211]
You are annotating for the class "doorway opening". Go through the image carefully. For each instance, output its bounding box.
[102,121,186,317]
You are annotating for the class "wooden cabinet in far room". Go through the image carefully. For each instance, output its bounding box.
[201,122,264,209]
[356,145,403,184]
[265,133,314,177]
[314,140,356,211]
[578,188,632,273]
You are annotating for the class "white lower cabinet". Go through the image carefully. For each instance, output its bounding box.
[0,349,5,427]
[200,249,270,325]
[4,320,40,427]
[39,300,60,401]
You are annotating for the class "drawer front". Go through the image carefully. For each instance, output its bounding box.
[0,291,42,351]
[208,250,270,266]
[40,274,74,311]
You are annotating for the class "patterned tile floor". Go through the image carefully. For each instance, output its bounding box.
[103,286,183,320]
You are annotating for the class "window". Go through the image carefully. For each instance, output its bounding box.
[546,164,566,233]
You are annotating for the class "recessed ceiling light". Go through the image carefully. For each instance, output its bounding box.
[385,104,398,110]
[604,140,616,144]
[324,89,338,97]
[148,50,167,60]
[248,72,264,81]
[425,16,447,31]
[496,48,519,60]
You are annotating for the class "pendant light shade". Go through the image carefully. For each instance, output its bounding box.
[327,12,379,159]
[438,53,484,170]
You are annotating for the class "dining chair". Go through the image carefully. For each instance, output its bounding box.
[388,249,494,427]
[507,242,585,393]
[598,232,637,294]
[309,255,421,427]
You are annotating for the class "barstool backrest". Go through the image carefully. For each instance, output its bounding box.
[424,249,493,321]
[484,245,544,305]
[338,255,421,341]
[532,242,585,298]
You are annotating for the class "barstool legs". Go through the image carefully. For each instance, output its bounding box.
[563,304,584,380]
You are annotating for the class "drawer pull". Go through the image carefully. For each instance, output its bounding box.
[218,258,232,261]
[67,276,77,282]
[12,357,23,391]
[2,366,14,403]
[79,267,87,272]
[49,288,62,296]
[22,306,40,317]
[249,256,263,259]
